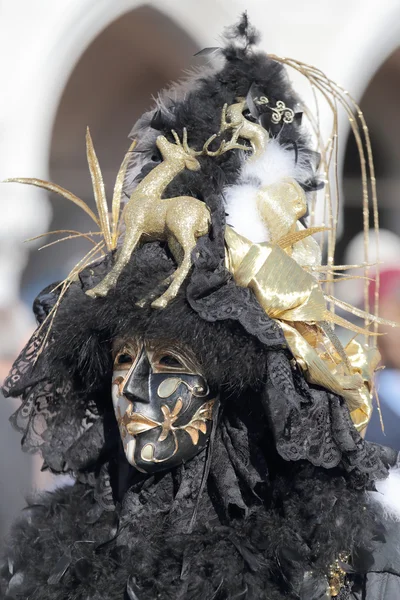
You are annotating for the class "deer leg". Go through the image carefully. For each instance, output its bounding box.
[136,237,179,306]
[86,228,143,298]
[136,274,174,307]
[151,235,196,309]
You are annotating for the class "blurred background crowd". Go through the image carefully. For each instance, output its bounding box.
[2,0,400,545]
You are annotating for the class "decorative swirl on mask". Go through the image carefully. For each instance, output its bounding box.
[115,396,215,464]
[140,399,215,463]
[157,376,209,399]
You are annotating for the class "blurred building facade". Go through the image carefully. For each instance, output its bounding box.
[2,0,400,539]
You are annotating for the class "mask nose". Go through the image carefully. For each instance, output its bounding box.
[122,350,150,403]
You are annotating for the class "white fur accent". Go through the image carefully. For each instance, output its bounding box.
[369,467,400,521]
[242,138,312,186]
[223,139,314,242]
[224,183,270,243]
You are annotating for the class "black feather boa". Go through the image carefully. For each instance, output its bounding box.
[1,395,397,600]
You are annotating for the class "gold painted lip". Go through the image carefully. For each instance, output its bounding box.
[125,413,160,436]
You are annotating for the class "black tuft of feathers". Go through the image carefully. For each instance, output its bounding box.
[224,12,261,49]
[124,14,316,198]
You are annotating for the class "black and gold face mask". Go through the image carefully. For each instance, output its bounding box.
[111,338,219,473]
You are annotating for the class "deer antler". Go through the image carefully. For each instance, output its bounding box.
[202,129,250,156]
[170,107,251,159]
[171,128,190,152]
[171,128,219,157]
[220,102,231,131]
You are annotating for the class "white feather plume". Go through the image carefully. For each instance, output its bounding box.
[368,467,400,521]
[224,183,270,243]
[223,138,313,243]
[242,138,312,186]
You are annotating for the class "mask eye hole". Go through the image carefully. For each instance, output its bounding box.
[114,351,134,370]
[157,355,184,370]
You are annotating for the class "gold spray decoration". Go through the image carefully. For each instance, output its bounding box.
[266,55,380,339]
[262,54,387,430]
[3,123,226,353]
[4,128,136,356]
[218,88,396,431]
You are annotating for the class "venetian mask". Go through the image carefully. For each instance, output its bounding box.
[111,339,218,473]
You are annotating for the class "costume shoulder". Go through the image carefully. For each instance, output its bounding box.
[346,458,400,600]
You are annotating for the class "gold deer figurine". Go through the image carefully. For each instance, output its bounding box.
[86,129,214,308]
[207,99,321,265]
[207,98,270,160]
[87,103,272,308]
[4,107,267,313]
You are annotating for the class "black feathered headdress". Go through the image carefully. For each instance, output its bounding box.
[3,14,387,473]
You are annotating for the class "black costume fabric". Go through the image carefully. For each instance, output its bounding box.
[2,16,400,600]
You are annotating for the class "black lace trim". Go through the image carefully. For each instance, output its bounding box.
[2,329,46,397]
[262,350,394,484]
